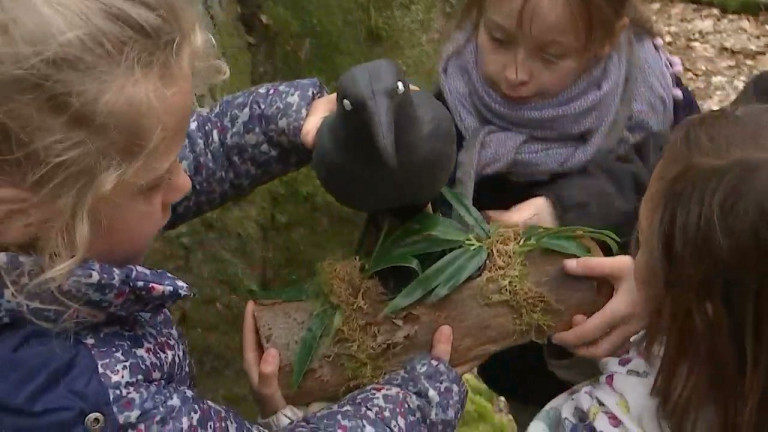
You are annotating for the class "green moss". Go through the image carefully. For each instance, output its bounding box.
[200,0,253,97]
[257,0,449,87]
[458,374,517,432]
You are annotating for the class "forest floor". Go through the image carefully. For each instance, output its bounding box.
[651,1,768,109]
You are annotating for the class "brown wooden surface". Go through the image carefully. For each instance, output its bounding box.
[253,249,612,405]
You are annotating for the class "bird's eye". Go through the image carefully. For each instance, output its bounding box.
[396,81,406,95]
[342,99,353,111]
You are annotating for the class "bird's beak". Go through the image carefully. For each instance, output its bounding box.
[368,93,398,169]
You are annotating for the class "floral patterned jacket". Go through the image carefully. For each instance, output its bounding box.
[0,80,467,432]
[527,337,667,432]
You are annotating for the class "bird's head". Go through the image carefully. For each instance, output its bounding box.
[335,58,410,169]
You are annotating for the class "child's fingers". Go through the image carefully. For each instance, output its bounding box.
[571,314,588,327]
[255,348,288,417]
[570,324,639,359]
[551,297,623,349]
[562,255,634,283]
[258,348,281,392]
[242,301,262,385]
[430,325,453,362]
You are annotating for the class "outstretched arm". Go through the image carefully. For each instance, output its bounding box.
[167,79,327,229]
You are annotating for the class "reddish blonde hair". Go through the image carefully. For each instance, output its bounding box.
[450,0,656,54]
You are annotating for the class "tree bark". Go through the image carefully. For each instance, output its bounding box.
[253,248,612,406]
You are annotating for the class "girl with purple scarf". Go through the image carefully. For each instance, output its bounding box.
[434,0,699,417]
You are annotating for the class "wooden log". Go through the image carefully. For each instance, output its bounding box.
[253,248,612,406]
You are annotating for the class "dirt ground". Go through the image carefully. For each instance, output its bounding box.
[651,1,768,109]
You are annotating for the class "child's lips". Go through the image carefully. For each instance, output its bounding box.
[501,88,535,103]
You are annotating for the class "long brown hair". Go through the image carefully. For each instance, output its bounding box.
[641,106,768,432]
[447,0,656,53]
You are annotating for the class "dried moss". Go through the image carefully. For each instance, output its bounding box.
[317,258,395,390]
[481,228,554,341]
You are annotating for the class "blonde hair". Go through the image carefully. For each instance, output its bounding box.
[0,0,227,306]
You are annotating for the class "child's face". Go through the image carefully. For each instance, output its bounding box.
[85,72,194,266]
[477,0,598,102]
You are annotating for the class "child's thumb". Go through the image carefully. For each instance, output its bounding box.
[430,325,453,362]
[258,348,281,390]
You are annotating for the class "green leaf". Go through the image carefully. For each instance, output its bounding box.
[380,213,446,247]
[369,213,470,271]
[578,232,620,255]
[380,213,469,249]
[369,218,391,261]
[536,236,592,257]
[441,187,491,239]
[426,247,488,303]
[250,281,311,302]
[292,306,337,389]
[383,247,481,316]
[431,217,472,241]
[327,308,344,343]
[521,225,621,255]
[382,236,465,259]
[366,253,423,275]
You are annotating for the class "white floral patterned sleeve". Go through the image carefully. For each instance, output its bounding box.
[527,340,669,432]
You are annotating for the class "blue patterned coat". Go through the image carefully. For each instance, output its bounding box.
[0,80,467,431]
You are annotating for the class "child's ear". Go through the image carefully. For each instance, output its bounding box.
[598,17,630,58]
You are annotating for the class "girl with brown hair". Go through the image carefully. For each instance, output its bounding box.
[529,104,768,431]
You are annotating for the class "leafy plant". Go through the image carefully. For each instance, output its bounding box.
[378,187,620,316]
[283,187,620,388]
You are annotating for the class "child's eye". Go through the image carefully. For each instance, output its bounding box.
[490,34,505,43]
[486,30,511,47]
[141,174,173,194]
[541,53,564,64]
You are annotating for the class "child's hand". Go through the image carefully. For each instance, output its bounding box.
[551,256,649,359]
[430,325,453,362]
[432,325,482,375]
[301,93,337,150]
[243,301,287,417]
[484,196,558,228]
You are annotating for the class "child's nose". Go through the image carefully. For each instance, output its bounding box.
[167,170,192,205]
[505,51,531,86]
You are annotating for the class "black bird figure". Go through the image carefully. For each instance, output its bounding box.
[311,58,457,295]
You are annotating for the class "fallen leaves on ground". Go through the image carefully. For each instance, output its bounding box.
[650,1,768,109]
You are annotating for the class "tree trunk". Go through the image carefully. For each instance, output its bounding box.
[254,248,612,406]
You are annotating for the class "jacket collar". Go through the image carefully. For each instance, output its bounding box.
[0,252,191,328]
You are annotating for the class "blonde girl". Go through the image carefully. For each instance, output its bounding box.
[0,1,466,430]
